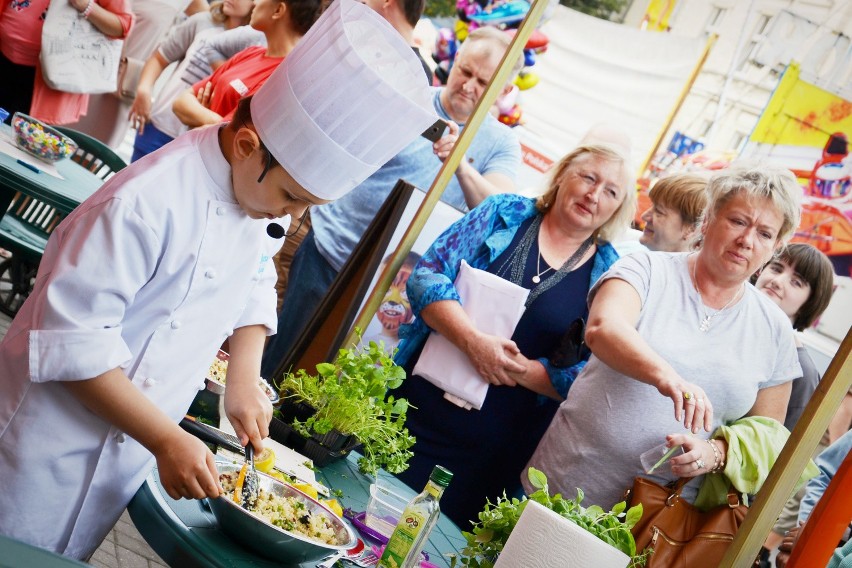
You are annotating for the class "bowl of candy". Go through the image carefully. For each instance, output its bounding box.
[12,112,77,163]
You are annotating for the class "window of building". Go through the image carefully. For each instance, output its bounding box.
[706,6,727,33]
[731,131,749,153]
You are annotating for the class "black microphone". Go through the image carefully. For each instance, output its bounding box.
[266,223,286,239]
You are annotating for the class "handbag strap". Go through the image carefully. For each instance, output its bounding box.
[672,477,743,508]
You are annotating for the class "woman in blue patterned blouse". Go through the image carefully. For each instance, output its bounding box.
[392,144,636,526]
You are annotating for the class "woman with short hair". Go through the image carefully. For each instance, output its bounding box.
[639,173,708,252]
[526,163,804,509]
[393,143,636,526]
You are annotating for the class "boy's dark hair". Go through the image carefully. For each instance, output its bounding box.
[231,96,280,172]
[286,0,332,35]
[401,0,426,28]
[777,243,835,331]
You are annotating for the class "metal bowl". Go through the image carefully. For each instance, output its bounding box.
[208,463,357,563]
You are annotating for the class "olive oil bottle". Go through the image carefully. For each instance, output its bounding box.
[377,465,453,568]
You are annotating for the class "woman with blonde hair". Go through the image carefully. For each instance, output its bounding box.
[392,143,636,526]
[527,163,804,513]
[128,0,255,161]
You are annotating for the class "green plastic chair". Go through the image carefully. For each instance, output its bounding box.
[54,126,127,181]
[0,128,126,315]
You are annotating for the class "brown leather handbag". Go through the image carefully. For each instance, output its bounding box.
[625,476,749,568]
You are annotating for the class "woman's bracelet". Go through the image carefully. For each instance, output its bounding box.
[80,0,95,18]
[707,438,724,473]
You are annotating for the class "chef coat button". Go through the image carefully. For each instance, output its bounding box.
[144,377,157,387]
[170,320,181,330]
[205,269,217,279]
[216,207,225,216]
[114,432,127,443]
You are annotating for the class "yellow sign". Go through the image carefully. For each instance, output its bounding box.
[641,0,678,32]
[750,62,852,148]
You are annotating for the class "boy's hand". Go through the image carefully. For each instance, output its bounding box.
[154,429,221,500]
[224,379,272,454]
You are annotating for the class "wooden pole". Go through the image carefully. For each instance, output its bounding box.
[639,33,717,176]
[721,327,852,566]
[343,0,550,349]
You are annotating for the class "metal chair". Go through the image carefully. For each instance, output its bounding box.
[54,126,127,181]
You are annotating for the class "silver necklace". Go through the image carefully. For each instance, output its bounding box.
[691,256,743,332]
[496,215,594,307]
[532,252,554,284]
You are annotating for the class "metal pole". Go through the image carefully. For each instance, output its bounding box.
[343,0,550,350]
[639,33,717,176]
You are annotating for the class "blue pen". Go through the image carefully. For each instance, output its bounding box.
[16,159,41,174]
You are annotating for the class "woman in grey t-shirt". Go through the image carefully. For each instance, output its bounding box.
[526,163,804,509]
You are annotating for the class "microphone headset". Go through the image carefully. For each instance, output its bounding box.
[267,209,309,239]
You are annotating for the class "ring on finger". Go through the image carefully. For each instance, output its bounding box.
[683,391,693,401]
[696,459,706,469]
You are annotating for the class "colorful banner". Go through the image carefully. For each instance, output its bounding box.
[743,62,852,175]
[740,62,852,270]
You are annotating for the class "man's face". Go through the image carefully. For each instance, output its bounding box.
[441,43,503,122]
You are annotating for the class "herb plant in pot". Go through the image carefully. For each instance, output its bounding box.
[275,338,415,476]
[452,468,650,568]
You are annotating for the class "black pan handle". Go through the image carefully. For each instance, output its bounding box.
[180,416,245,455]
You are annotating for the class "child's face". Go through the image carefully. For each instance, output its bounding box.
[231,138,329,220]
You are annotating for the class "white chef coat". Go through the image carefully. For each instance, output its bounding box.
[0,125,286,559]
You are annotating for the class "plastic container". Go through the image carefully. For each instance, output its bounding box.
[365,478,410,539]
[11,112,77,162]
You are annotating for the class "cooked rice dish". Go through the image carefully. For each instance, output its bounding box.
[208,356,228,383]
[220,472,341,545]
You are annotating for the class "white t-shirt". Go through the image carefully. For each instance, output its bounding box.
[525,251,801,507]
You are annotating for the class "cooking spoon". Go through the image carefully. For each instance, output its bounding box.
[236,444,260,509]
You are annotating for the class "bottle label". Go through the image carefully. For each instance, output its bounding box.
[378,509,426,568]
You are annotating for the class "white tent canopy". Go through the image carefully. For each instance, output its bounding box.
[514,6,707,190]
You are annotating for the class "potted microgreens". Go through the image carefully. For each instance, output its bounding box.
[451,468,650,568]
[275,335,415,476]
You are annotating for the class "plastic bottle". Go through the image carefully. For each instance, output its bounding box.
[377,465,453,568]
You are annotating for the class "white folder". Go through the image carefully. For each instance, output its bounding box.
[413,260,529,410]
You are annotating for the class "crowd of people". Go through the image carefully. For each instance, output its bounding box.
[0,0,848,564]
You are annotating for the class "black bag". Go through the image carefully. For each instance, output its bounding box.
[548,317,591,368]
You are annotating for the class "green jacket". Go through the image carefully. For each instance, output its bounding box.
[694,416,819,510]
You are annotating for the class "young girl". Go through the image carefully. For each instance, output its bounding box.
[754,243,836,562]
[754,243,835,430]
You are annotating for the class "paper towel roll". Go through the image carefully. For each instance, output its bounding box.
[493,501,630,568]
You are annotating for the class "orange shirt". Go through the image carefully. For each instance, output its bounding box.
[192,46,284,120]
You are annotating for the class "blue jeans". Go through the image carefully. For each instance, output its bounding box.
[260,229,338,379]
[131,123,174,162]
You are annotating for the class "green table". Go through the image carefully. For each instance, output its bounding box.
[0,125,103,218]
[128,454,465,567]
[0,535,89,568]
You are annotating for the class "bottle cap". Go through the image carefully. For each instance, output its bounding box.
[429,465,453,487]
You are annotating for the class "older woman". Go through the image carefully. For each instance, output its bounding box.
[640,173,708,252]
[525,163,803,509]
[392,144,636,526]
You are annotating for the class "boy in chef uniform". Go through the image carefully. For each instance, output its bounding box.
[0,0,437,559]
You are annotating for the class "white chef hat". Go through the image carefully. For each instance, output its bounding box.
[251,0,437,201]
